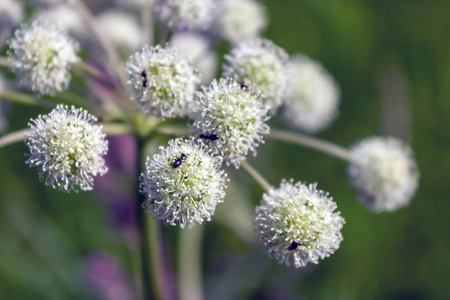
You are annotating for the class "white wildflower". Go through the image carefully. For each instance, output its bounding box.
[25,105,108,193]
[126,45,200,118]
[7,21,79,95]
[156,0,214,29]
[170,33,218,85]
[223,39,288,112]
[282,55,340,133]
[0,0,23,46]
[255,179,345,268]
[34,5,85,38]
[348,136,419,213]
[217,0,267,45]
[97,10,143,54]
[140,138,228,228]
[189,78,270,168]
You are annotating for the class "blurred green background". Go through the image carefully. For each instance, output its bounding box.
[1,0,449,299]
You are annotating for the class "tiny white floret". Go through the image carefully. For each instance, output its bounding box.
[255,179,345,268]
[156,0,215,29]
[25,105,108,193]
[348,136,419,213]
[140,138,228,228]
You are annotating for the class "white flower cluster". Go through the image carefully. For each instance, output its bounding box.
[169,33,218,85]
[348,136,419,213]
[126,45,200,118]
[223,39,288,112]
[7,21,79,95]
[34,5,85,38]
[189,78,270,168]
[140,138,228,228]
[282,55,340,133]
[97,10,143,54]
[156,0,214,29]
[25,105,108,193]
[255,179,345,268]
[0,0,23,46]
[217,0,267,45]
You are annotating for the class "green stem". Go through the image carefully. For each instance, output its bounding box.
[72,0,128,90]
[101,123,133,135]
[141,3,154,46]
[268,128,354,162]
[0,129,32,148]
[0,91,55,109]
[241,161,271,193]
[73,61,102,79]
[156,124,190,137]
[0,56,11,68]
[179,226,204,300]
[147,216,166,300]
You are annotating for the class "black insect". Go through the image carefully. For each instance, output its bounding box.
[288,240,302,251]
[199,123,221,144]
[142,70,148,87]
[172,153,187,169]
[238,81,249,91]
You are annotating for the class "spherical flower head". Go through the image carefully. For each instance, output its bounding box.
[169,33,218,85]
[0,0,23,46]
[189,78,270,168]
[126,45,200,118]
[7,21,79,95]
[255,179,345,268]
[97,10,143,54]
[34,5,85,38]
[282,55,340,134]
[139,138,228,228]
[347,136,419,213]
[223,39,288,112]
[25,105,109,193]
[217,0,267,45]
[156,0,215,30]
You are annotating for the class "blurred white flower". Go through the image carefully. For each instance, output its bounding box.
[348,136,419,213]
[0,0,23,46]
[7,21,79,95]
[223,39,288,112]
[34,5,85,38]
[25,105,108,193]
[255,179,345,268]
[217,0,267,45]
[282,55,340,134]
[156,0,214,29]
[169,32,218,85]
[140,138,228,228]
[126,45,200,118]
[189,78,270,168]
[97,10,143,54]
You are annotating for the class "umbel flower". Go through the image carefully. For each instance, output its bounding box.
[347,136,419,213]
[7,21,79,95]
[189,78,270,168]
[0,0,23,46]
[126,45,200,118]
[223,39,288,112]
[25,105,108,193]
[217,0,267,45]
[255,179,345,268]
[282,55,340,134]
[156,0,214,29]
[140,138,228,228]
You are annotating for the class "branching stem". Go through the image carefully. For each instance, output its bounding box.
[241,161,271,193]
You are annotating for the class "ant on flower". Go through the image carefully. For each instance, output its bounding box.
[199,123,222,145]
[172,153,187,169]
